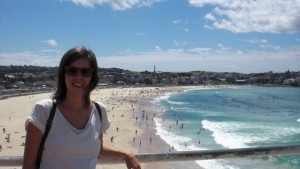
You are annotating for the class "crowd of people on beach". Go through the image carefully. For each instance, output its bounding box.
[92,87,197,153]
[0,85,204,168]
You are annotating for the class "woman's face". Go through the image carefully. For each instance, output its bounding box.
[64,58,93,97]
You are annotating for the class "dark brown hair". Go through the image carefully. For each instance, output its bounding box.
[52,46,99,105]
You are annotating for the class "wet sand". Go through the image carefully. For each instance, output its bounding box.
[133,95,203,169]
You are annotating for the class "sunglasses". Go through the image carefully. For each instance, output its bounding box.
[64,66,94,77]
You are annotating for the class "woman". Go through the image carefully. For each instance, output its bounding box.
[23,47,141,169]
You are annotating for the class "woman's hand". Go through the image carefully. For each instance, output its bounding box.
[99,134,141,169]
[124,153,141,169]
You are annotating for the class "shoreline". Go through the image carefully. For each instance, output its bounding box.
[134,96,203,169]
[133,97,172,169]
[133,87,210,169]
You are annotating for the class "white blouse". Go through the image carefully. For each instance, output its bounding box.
[25,99,110,169]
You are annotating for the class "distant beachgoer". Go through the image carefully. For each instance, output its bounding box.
[23,47,140,169]
[110,136,114,142]
[180,124,184,129]
[6,134,11,143]
[197,129,201,135]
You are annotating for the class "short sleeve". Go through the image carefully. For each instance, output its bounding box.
[25,99,53,134]
[95,102,110,133]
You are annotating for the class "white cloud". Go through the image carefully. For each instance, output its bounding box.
[183,28,189,32]
[260,44,281,50]
[189,0,224,7]
[173,40,189,46]
[167,48,184,53]
[0,50,62,66]
[155,45,161,51]
[173,19,190,33]
[173,20,182,24]
[217,43,230,50]
[190,0,300,33]
[99,45,300,73]
[68,0,162,10]
[173,40,180,46]
[1,46,299,73]
[189,47,211,53]
[44,39,58,47]
[205,13,216,21]
[236,50,243,55]
[245,38,268,44]
[244,38,280,50]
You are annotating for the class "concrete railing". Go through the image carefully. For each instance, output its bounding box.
[1,145,300,166]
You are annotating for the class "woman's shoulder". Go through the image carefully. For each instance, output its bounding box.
[26,99,55,132]
[33,99,56,114]
[35,99,55,107]
[93,101,106,109]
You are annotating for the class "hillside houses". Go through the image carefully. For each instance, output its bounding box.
[0,65,299,92]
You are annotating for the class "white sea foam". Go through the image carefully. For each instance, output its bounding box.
[154,92,189,105]
[297,118,300,123]
[170,107,193,111]
[202,119,300,149]
[167,100,188,105]
[154,117,239,169]
[202,120,271,149]
[154,117,293,169]
[157,94,171,100]
[152,93,173,104]
[154,117,194,150]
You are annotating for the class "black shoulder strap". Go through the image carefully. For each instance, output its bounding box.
[36,100,56,169]
[93,101,102,122]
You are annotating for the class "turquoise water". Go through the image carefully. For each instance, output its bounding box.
[153,87,300,169]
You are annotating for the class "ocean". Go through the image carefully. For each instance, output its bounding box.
[152,87,300,169]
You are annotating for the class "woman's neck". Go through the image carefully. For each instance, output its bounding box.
[63,93,88,110]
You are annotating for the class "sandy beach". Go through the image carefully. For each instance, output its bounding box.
[0,86,210,169]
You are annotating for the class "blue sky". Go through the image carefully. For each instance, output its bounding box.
[1,0,300,73]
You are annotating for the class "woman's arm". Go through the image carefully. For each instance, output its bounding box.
[22,122,43,169]
[98,133,141,169]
